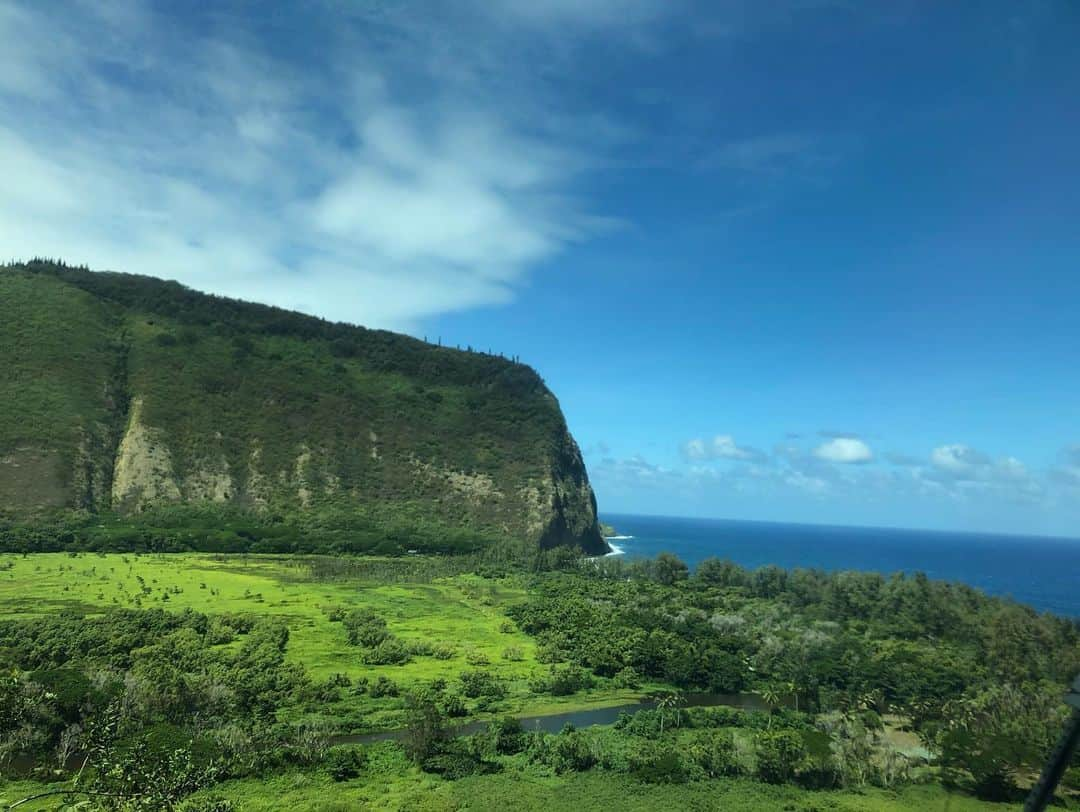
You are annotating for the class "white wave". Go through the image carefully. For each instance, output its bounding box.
[605,535,634,540]
[604,541,626,556]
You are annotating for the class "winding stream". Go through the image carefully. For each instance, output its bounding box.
[6,693,769,775]
[331,691,769,746]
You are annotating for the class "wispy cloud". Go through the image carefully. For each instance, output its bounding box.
[929,444,992,476]
[0,1,635,331]
[681,434,767,463]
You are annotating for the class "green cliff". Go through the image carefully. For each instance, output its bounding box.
[0,261,608,555]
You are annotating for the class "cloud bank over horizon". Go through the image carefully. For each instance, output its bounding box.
[587,431,1077,535]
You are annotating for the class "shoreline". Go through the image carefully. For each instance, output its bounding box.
[603,535,632,557]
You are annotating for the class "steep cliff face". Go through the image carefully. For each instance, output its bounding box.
[524,432,606,555]
[0,262,608,554]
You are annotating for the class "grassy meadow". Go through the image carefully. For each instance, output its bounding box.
[0,757,1023,812]
[0,552,644,727]
[189,767,1023,811]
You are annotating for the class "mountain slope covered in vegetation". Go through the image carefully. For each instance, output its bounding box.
[0,260,607,555]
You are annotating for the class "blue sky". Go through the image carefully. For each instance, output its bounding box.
[2,1,1079,536]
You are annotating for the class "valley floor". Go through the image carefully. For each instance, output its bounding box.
[1,552,1075,811]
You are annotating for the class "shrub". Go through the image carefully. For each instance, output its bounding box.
[324,746,366,781]
[474,695,503,713]
[369,676,399,698]
[481,717,529,756]
[465,649,490,666]
[685,705,744,729]
[422,745,500,781]
[361,637,412,666]
[755,729,807,784]
[459,669,505,699]
[441,693,468,717]
[342,609,389,648]
[628,742,690,784]
[312,680,342,703]
[688,729,742,777]
[431,644,455,660]
[530,731,597,774]
[205,618,235,646]
[529,664,594,696]
[407,639,435,657]
[326,672,351,688]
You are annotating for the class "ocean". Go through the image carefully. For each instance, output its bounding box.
[600,513,1080,617]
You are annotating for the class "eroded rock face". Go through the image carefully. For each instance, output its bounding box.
[411,437,608,554]
[185,463,233,503]
[412,458,502,505]
[102,410,605,551]
[102,402,605,552]
[111,398,181,510]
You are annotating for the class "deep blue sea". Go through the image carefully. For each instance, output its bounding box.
[601,513,1080,617]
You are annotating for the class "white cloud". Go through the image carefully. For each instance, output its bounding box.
[596,435,1070,525]
[682,434,766,462]
[683,438,709,460]
[0,1,622,332]
[712,435,753,460]
[590,454,684,497]
[917,443,1047,506]
[930,444,991,476]
[813,437,873,464]
[994,456,1031,482]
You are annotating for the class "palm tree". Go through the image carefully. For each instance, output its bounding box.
[656,691,684,735]
[759,684,782,729]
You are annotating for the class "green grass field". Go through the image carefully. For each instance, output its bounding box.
[183,768,1026,811]
[0,552,644,726]
[0,752,1023,812]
